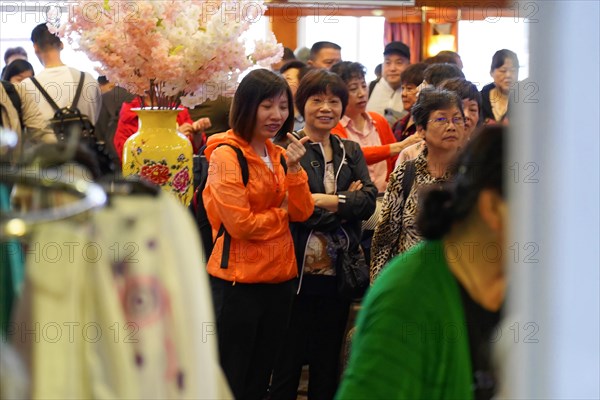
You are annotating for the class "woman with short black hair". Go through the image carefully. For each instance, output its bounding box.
[270,69,376,400]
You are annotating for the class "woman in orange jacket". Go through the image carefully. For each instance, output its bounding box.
[202,69,314,400]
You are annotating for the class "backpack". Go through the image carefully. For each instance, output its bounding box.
[30,72,114,175]
[190,143,287,265]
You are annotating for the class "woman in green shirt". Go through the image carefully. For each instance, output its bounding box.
[336,125,505,400]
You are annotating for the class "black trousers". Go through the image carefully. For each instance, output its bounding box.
[270,291,351,400]
[210,277,296,400]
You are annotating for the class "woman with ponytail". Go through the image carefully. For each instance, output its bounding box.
[337,126,506,400]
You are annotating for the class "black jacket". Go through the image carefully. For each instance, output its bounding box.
[480,82,511,123]
[279,133,377,295]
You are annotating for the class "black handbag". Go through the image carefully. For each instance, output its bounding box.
[335,243,369,301]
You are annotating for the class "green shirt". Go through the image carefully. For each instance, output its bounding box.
[336,240,474,400]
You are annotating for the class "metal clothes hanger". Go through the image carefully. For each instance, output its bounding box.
[1,128,107,239]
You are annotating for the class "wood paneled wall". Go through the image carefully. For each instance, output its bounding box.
[265,2,517,58]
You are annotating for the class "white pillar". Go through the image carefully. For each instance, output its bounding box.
[505,1,600,398]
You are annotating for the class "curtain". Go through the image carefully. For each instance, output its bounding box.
[384,22,422,63]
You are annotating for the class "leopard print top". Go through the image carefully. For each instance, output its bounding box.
[370,146,451,282]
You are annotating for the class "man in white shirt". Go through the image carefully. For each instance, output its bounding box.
[21,23,101,124]
[366,41,411,127]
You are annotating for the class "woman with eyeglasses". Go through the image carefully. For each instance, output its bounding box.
[370,87,467,281]
[396,77,483,167]
[337,125,505,400]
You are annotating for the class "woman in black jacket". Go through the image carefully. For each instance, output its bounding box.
[271,69,377,400]
[480,49,519,124]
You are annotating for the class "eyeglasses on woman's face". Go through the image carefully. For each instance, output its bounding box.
[427,116,465,128]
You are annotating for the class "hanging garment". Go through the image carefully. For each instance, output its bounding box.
[0,340,28,399]
[0,183,25,337]
[12,191,232,399]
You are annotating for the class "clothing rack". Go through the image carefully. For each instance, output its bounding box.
[0,165,107,238]
[0,125,107,238]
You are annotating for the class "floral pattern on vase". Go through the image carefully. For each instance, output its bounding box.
[123,109,193,205]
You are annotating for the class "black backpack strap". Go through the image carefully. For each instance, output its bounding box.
[29,77,61,111]
[218,144,249,185]
[397,159,417,244]
[213,143,249,269]
[402,159,416,200]
[1,80,23,130]
[280,154,287,174]
[71,71,85,109]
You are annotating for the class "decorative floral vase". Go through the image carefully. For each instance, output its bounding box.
[122,109,193,205]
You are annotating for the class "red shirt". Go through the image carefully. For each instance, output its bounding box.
[331,111,398,188]
[392,112,416,142]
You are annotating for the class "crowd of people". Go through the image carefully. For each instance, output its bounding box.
[204,40,513,400]
[1,22,518,400]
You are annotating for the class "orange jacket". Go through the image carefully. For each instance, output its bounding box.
[202,130,314,284]
[331,111,398,178]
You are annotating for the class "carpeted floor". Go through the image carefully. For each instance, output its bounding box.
[297,365,309,399]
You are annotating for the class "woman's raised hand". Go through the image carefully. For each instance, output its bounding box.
[192,117,212,132]
[286,133,310,172]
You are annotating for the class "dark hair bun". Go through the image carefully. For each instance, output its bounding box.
[417,186,455,239]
